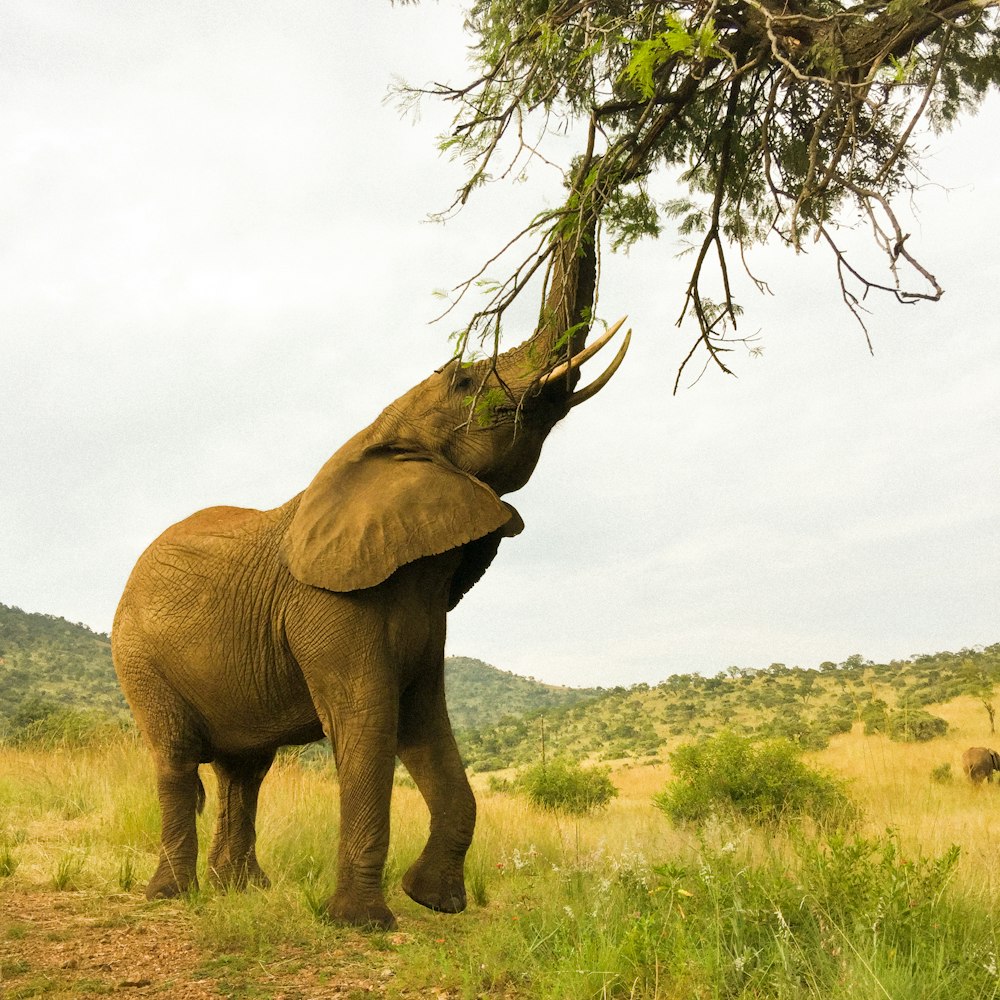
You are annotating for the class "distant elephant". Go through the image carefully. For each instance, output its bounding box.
[962,747,1000,784]
[112,231,630,929]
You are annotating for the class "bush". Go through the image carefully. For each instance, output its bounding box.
[887,708,948,742]
[516,757,618,815]
[861,698,892,735]
[4,706,129,748]
[654,730,856,827]
[931,762,953,783]
[754,713,831,750]
[860,700,948,742]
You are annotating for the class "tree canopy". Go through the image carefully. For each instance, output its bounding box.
[400,0,999,385]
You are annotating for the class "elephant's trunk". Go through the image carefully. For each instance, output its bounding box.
[500,215,599,390]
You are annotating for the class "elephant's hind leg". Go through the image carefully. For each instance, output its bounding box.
[146,760,205,899]
[207,751,275,891]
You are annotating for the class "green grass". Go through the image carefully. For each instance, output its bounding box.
[0,835,19,877]
[51,852,86,891]
[3,722,1000,998]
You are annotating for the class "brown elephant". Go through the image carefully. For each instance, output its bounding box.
[962,747,1000,784]
[112,230,630,929]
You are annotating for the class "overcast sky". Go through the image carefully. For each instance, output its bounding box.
[2,2,998,688]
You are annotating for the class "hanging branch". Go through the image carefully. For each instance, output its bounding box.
[396,0,1000,383]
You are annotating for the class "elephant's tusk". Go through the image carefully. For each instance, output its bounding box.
[537,315,628,388]
[569,330,632,409]
[566,329,631,408]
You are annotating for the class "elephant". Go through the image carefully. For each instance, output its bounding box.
[962,746,1000,784]
[112,230,630,929]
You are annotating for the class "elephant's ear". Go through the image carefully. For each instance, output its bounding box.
[282,438,518,592]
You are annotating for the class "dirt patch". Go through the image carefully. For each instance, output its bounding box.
[0,889,397,999]
[1,889,221,998]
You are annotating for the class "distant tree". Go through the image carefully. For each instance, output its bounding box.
[980,699,994,735]
[403,0,999,384]
[959,654,998,734]
[797,673,817,705]
[887,707,948,742]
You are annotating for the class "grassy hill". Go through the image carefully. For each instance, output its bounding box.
[3,602,998,774]
[0,603,126,725]
[0,603,597,742]
[454,645,1000,772]
[444,655,600,731]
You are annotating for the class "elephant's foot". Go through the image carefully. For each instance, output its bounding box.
[323,890,397,930]
[145,861,198,900]
[401,860,467,914]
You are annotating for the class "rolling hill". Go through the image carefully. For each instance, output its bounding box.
[2,602,997,773]
[0,603,596,739]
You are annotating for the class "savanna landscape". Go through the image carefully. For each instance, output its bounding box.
[3,604,1000,999]
[4,1,1000,998]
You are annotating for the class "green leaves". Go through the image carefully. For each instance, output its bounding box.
[621,13,724,98]
[399,0,1000,382]
[606,187,661,251]
[463,387,510,427]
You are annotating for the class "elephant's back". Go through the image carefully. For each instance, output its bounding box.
[113,502,295,655]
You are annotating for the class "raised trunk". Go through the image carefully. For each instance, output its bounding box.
[502,216,599,387]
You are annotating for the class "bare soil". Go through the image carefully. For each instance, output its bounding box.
[0,889,430,1000]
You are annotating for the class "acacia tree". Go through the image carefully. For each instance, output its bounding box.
[400,0,999,387]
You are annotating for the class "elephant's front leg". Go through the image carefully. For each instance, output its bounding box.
[397,676,476,914]
[325,697,399,929]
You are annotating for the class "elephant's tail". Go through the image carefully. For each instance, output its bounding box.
[195,773,207,815]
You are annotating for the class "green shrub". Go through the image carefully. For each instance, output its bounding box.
[860,700,948,742]
[887,708,949,742]
[7,707,128,748]
[861,698,892,735]
[931,762,953,783]
[814,703,855,736]
[0,836,18,878]
[654,730,856,826]
[754,713,830,750]
[516,757,618,815]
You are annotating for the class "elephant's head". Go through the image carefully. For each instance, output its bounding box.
[282,228,629,593]
[990,750,1000,771]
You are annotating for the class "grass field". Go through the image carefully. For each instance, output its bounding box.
[2,696,1000,998]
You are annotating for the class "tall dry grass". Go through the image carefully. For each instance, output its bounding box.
[3,713,1000,998]
[814,696,1000,905]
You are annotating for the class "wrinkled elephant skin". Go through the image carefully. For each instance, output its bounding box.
[112,236,631,928]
